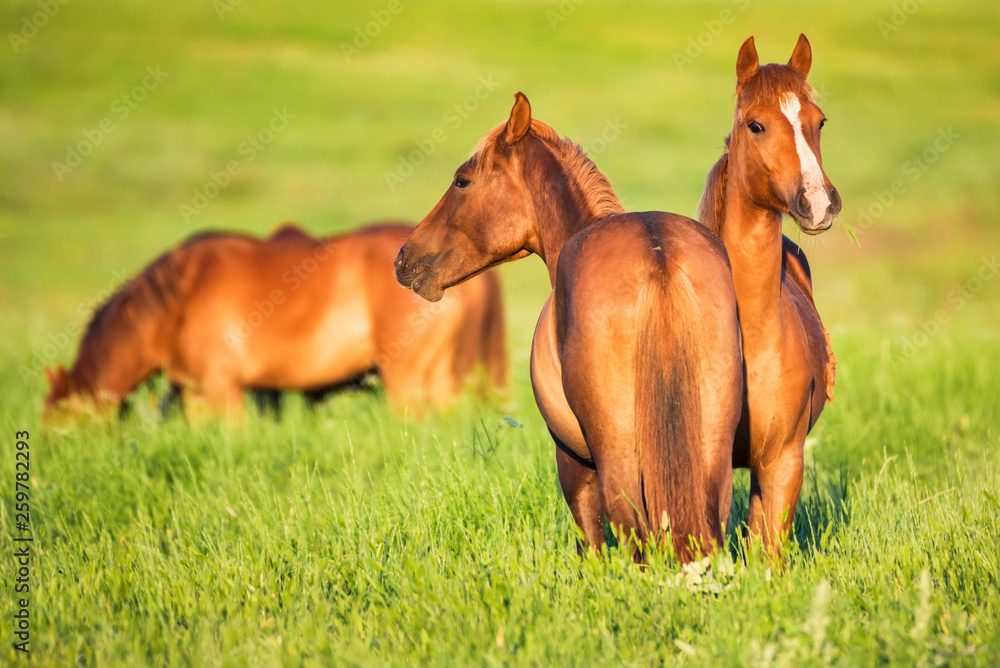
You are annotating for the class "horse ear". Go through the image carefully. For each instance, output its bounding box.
[736,36,759,86]
[503,92,532,145]
[52,366,70,393]
[788,33,812,78]
[45,366,69,397]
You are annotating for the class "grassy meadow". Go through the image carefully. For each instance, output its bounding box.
[1,0,1000,664]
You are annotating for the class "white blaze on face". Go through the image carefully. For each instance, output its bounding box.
[780,93,830,225]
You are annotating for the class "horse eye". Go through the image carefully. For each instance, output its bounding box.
[819,118,827,130]
[454,177,471,189]
[748,121,764,134]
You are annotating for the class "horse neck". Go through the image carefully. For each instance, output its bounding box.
[71,311,162,402]
[523,141,619,286]
[719,166,784,333]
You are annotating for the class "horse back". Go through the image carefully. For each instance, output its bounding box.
[268,222,314,244]
[556,211,735,324]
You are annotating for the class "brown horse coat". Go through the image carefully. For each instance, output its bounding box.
[699,35,841,554]
[44,223,506,419]
[396,93,743,561]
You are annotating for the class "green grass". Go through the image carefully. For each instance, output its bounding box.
[1,0,1000,665]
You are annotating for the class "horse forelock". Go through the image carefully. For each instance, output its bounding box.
[698,65,814,238]
[736,63,815,124]
[466,122,506,174]
[468,118,624,221]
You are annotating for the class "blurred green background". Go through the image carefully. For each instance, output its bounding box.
[2,0,998,370]
[1,0,999,664]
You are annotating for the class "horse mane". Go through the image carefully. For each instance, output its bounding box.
[699,63,815,237]
[72,243,193,390]
[470,119,625,222]
[698,137,730,237]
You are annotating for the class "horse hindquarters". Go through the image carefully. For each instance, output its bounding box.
[632,275,728,561]
[531,296,604,552]
[556,276,719,561]
[556,218,741,562]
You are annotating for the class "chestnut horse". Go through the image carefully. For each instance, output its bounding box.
[698,35,841,554]
[44,223,506,419]
[395,93,743,561]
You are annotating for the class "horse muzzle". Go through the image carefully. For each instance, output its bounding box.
[789,185,841,235]
[394,247,445,302]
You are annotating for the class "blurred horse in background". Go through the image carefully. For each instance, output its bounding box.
[43,222,506,421]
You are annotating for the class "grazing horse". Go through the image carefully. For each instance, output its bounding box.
[395,93,743,561]
[698,34,841,554]
[43,223,507,420]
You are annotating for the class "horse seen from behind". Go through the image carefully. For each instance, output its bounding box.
[395,93,743,562]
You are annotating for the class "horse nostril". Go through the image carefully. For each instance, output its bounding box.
[394,248,406,272]
[797,187,811,217]
[828,187,843,214]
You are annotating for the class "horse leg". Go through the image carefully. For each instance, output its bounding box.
[561,386,643,560]
[553,434,604,556]
[423,354,459,408]
[251,389,282,417]
[746,470,764,544]
[200,376,246,425]
[712,465,734,542]
[696,377,740,546]
[747,445,805,557]
[593,452,645,563]
[380,359,425,413]
[159,382,184,418]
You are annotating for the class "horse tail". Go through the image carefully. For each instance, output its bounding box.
[479,272,508,393]
[633,272,712,561]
